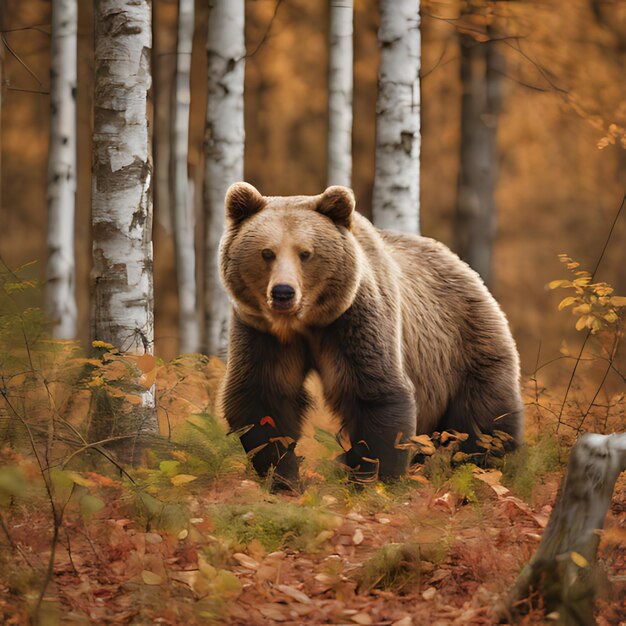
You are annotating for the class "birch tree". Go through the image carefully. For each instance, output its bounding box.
[372,0,421,234]
[327,0,353,188]
[204,0,245,358]
[91,0,156,439]
[46,0,77,339]
[453,33,503,288]
[170,0,199,354]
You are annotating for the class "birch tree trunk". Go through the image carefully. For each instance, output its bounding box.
[46,0,78,339]
[204,0,245,358]
[453,33,503,288]
[504,433,626,625]
[170,0,199,354]
[372,0,421,234]
[327,0,353,188]
[91,0,156,440]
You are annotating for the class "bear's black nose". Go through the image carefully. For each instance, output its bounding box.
[271,284,295,302]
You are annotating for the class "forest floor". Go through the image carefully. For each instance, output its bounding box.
[0,356,625,626]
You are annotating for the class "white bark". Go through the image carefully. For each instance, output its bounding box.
[327,0,353,188]
[46,0,77,339]
[372,0,421,234]
[91,0,156,436]
[505,433,626,625]
[204,0,245,358]
[170,0,199,354]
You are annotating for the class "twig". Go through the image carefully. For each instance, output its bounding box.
[591,194,626,279]
[577,328,621,433]
[242,0,284,60]
[556,194,626,433]
[1,33,44,86]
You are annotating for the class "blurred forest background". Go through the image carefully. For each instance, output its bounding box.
[0,0,625,375]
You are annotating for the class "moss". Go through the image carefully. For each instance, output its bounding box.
[501,437,561,501]
[358,543,423,594]
[209,502,337,552]
[449,464,478,503]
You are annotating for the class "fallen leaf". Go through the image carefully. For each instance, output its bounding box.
[351,613,373,625]
[260,605,288,621]
[276,584,311,604]
[570,551,589,568]
[141,570,163,585]
[170,474,198,486]
[474,469,510,497]
[430,568,451,583]
[422,587,436,600]
[353,528,364,545]
[232,552,259,570]
[433,491,456,513]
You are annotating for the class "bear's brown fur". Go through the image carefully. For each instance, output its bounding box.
[219,182,524,488]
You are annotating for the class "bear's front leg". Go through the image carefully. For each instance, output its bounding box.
[221,316,310,490]
[346,388,416,479]
[316,301,417,481]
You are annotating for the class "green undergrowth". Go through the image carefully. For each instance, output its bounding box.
[358,541,446,594]
[208,501,340,552]
[501,436,562,502]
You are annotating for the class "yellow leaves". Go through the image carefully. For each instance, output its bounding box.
[170,474,198,487]
[548,279,573,290]
[3,279,38,294]
[558,296,578,310]
[92,340,115,350]
[181,555,242,599]
[575,315,603,333]
[550,254,624,333]
[570,551,589,568]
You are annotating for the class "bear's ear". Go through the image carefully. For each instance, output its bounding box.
[316,186,355,229]
[225,182,266,225]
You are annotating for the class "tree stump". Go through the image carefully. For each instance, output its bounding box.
[503,432,626,625]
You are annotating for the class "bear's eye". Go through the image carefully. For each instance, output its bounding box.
[299,250,312,262]
[261,249,275,261]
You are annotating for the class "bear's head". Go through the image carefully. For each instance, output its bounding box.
[219,182,362,341]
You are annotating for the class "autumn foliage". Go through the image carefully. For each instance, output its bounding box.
[1,264,624,625]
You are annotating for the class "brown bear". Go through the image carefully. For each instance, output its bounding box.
[219,182,524,488]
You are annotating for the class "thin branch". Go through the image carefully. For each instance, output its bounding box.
[242,0,284,60]
[1,33,43,87]
[591,194,626,279]
[555,329,591,434]
[556,194,626,433]
[577,329,621,433]
[0,23,50,34]
[6,85,49,95]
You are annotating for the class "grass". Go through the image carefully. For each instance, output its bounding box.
[501,436,561,501]
[208,501,340,552]
[358,543,424,594]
